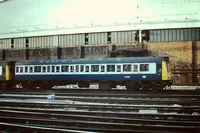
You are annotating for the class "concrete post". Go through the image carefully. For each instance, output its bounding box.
[139,30,142,43]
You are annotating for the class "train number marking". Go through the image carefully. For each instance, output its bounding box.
[124,76,130,78]
[142,75,146,78]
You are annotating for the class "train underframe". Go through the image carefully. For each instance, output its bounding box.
[0,80,172,91]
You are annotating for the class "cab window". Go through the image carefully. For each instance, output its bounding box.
[157,64,162,72]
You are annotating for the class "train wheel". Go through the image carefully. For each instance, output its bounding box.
[23,83,36,90]
[99,83,112,90]
[126,84,140,91]
[78,82,90,88]
[111,83,117,89]
[40,83,53,90]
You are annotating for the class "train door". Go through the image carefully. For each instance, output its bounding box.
[6,61,16,83]
[0,65,3,80]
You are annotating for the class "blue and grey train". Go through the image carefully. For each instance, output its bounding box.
[0,56,172,90]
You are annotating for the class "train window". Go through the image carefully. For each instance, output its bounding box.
[80,65,84,72]
[91,65,99,72]
[85,66,89,72]
[3,67,5,74]
[123,64,131,72]
[34,66,41,73]
[157,64,162,72]
[47,66,51,72]
[117,65,121,72]
[25,66,28,73]
[16,66,19,73]
[56,66,60,72]
[30,67,33,73]
[133,65,138,72]
[61,66,69,72]
[76,65,79,72]
[42,66,46,73]
[51,66,55,72]
[20,67,24,73]
[107,65,115,72]
[101,65,105,72]
[140,64,149,72]
[70,66,74,72]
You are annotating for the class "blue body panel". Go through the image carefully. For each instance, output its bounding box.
[16,74,162,81]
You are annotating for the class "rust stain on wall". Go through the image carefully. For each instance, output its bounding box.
[146,41,193,70]
[197,41,200,69]
[146,41,200,84]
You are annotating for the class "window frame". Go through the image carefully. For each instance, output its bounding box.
[116,64,122,72]
[42,66,47,73]
[61,65,69,73]
[20,66,24,73]
[133,64,138,72]
[16,66,19,73]
[34,66,42,73]
[91,65,99,72]
[106,64,116,72]
[100,65,105,72]
[56,65,60,73]
[24,66,28,73]
[80,65,84,72]
[122,64,132,72]
[29,66,33,73]
[85,65,90,72]
[140,64,149,72]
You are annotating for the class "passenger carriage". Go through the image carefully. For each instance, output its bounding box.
[0,56,172,90]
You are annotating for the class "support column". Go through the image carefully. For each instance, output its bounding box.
[25,48,29,60]
[192,41,198,83]
[139,30,142,43]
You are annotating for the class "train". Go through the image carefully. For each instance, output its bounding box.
[0,56,172,90]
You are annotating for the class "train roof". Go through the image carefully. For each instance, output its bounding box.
[15,56,169,65]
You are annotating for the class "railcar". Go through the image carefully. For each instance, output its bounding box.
[0,56,172,90]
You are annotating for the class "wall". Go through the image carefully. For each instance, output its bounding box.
[147,41,200,84]
[150,28,200,42]
[0,30,136,48]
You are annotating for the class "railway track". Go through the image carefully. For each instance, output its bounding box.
[0,89,199,133]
